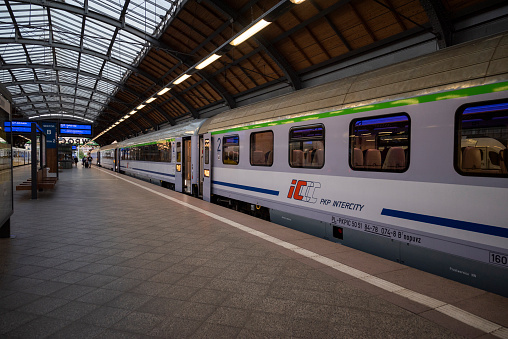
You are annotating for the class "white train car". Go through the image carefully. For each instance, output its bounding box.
[99,33,508,296]
[12,147,30,167]
[100,120,205,192]
[199,33,508,296]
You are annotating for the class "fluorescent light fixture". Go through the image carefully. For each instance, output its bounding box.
[230,19,271,46]
[137,104,146,110]
[123,115,129,119]
[196,54,222,70]
[146,97,157,103]
[119,119,124,122]
[290,0,306,3]
[157,87,170,95]
[129,110,136,115]
[174,74,192,85]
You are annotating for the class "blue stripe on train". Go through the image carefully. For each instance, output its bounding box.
[213,180,279,196]
[381,208,508,238]
[120,166,175,178]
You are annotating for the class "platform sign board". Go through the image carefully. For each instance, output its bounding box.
[41,122,57,148]
[59,123,92,136]
[4,121,32,133]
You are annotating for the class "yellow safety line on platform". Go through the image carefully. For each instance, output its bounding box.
[97,167,508,339]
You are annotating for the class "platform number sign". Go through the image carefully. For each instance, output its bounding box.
[42,123,57,149]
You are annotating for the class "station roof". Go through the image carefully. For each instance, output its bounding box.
[0,0,505,145]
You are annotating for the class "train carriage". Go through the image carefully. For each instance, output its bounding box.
[99,33,508,296]
[199,33,508,295]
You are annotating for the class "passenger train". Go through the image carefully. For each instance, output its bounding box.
[94,33,508,296]
[0,146,31,169]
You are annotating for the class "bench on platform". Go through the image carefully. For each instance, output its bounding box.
[16,168,57,191]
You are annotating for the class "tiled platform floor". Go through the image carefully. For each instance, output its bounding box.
[1,164,506,338]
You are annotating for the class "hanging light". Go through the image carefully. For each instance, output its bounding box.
[230,20,271,46]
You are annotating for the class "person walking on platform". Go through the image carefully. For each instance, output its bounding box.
[74,156,78,167]
[82,157,85,167]
[88,155,93,168]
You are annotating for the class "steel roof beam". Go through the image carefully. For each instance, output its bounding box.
[11,0,233,109]
[419,0,452,48]
[12,92,109,108]
[0,38,163,87]
[8,80,133,105]
[202,0,301,90]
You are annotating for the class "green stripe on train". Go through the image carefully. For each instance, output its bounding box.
[121,138,175,149]
[211,81,508,135]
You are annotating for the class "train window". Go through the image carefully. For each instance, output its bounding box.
[289,124,324,168]
[349,113,410,172]
[456,101,508,177]
[223,135,239,165]
[176,142,181,162]
[250,131,273,166]
[204,139,210,165]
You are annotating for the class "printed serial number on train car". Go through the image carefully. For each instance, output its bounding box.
[489,252,508,267]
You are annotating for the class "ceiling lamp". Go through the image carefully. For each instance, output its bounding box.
[174,74,192,85]
[196,54,222,70]
[146,97,157,103]
[136,104,146,110]
[157,87,170,95]
[230,19,271,46]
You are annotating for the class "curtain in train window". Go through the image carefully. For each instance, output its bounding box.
[456,101,508,177]
[289,124,324,168]
[223,135,239,165]
[349,113,410,172]
[250,131,273,166]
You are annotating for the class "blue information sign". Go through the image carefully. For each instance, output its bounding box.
[4,121,32,133]
[59,123,92,136]
[42,122,57,149]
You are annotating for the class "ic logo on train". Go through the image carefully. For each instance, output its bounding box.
[287,179,321,204]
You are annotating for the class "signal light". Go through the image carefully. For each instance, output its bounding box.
[333,226,343,240]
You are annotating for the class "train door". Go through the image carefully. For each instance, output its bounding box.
[97,151,101,167]
[190,135,199,197]
[175,137,183,192]
[183,137,192,195]
[117,149,121,172]
[202,133,212,202]
[114,149,118,172]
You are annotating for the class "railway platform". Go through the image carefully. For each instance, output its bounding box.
[1,165,507,338]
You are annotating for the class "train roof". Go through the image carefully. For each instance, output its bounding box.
[199,32,508,134]
[100,119,206,150]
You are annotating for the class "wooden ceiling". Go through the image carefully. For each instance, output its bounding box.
[95,0,497,144]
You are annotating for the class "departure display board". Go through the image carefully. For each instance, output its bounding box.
[4,121,32,133]
[59,123,92,136]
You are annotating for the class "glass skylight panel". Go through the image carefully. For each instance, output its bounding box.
[92,93,108,103]
[0,5,15,38]
[88,0,123,20]
[55,49,79,69]
[111,30,145,64]
[39,84,57,93]
[102,62,125,83]
[125,1,158,34]
[96,80,115,93]
[79,53,104,74]
[88,102,103,111]
[61,86,76,94]
[50,9,82,46]
[25,45,53,65]
[0,44,26,63]
[77,75,97,89]
[75,98,89,107]
[74,87,90,97]
[12,70,34,82]
[0,70,13,83]
[59,72,78,84]
[33,69,55,82]
[82,18,115,55]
